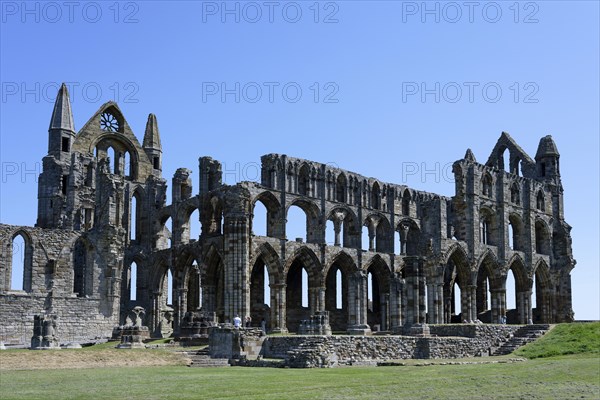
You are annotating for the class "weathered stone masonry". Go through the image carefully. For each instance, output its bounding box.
[0,84,575,344]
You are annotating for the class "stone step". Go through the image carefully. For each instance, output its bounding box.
[186,349,231,368]
[188,356,231,368]
[491,325,550,356]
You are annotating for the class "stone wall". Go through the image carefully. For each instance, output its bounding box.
[0,294,118,345]
[429,324,519,339]
[209,327,264,359]
[260,325,521,367]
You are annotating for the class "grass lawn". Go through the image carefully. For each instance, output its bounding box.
[0,323,598,399]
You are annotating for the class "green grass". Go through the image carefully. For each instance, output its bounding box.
[1,356,598,399]
[1,323,598,399]
[515,322,600,359]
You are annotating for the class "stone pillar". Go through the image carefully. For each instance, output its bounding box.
[318,286,326,312]
[173,287,186,335]
[359,272,369,326]
[389,275,403,330]
[333,219,342,247]
[426,283,434,324]
[347,271,370,335]
[203,284,215,315]
[436,283,444,324]
[380,293,389,331]
[405,273,415,325]
[418,271,426,324]
[270,283,287,333]
[151,291,161,336]
[517,290,532,324]
[308,287,319,315]
[526,290,533,324]
[491,289,506,324]
[444,292,452,323]
[368,227,375,252]
[468,285,477,321]
[223,214,250,323]
[403,258,425,326]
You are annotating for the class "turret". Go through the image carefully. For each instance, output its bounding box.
[535,135,560,179]
[48,83,76,161]
[142,113,162,174]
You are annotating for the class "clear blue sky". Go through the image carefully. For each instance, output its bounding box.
[1,1,598,319]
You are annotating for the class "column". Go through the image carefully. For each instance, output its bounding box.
[318,286,326,312]
[468,285,477,322]
[389,276,403,329]
[270,283,287,333]
[399,224,409,255]
[333,219,342,246]
[347,270,371,334]
[436,283,444,324]
[151,291,161,337]
[418,269,426,323]
[309,287,319,315]
[173,287,186,335]
[368,228,375,252]
[381,293,389,331]
[426,283,434,324]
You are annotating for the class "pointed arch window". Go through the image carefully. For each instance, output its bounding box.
[336,174,347,203]
[510,184,521,205]
[536,191,545,211]
[298,165,310,196]
[371,182,381,210]
[482,174,493,197]
[402,191,411,216]
[8,232,33,292]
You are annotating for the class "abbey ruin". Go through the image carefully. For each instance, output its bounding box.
[0,84,575,346]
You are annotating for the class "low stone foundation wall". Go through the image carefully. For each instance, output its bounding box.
[429,324,519,339]
[259,324,522,367]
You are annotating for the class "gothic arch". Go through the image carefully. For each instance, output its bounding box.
[285,246,322,332]
[505,254,529,292]
[402,189,412,216]
[479,207,497,245]
[284,246,322,279]
[475,250,500,322]
[5,230,34,292]
[130,187,144,241]
[201,244,225,322]
[536,190,546,211]
[443,244,472,322]
[481,173,493,197]
[396,218,420,256]
[324,251,356,331]
[534,218,551,255]
[72,236,94,297]
[336,172,347,203]
[510,182,521,205]
[532,259,553,323]
[324,251,358,277]
[365,255,392,330]
[252,191,283,238]
[250,242,284,283]
[298,163,311,196]
[287,199,321,243]
[371,181,381,210]
[504,255,530,324]
[508,213,526,251]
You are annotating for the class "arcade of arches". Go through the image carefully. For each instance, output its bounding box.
[0,86,575,344]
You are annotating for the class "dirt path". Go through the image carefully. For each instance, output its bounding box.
[0,347,190,370]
